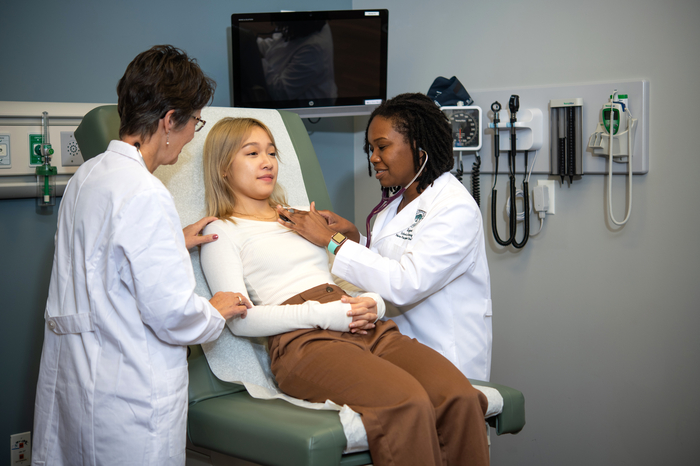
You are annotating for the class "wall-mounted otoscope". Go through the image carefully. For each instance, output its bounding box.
[490,100,515,246]
[490,96,530,249]
[508,95,529,249]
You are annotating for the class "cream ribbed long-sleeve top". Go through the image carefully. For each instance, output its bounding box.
[201,215,384,337]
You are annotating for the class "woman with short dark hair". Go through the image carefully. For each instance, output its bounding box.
[32,45,248,466]
[117,45,215,142]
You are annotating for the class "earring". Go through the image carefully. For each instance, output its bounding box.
[166,131,170,146]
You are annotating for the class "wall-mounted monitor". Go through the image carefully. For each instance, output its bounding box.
[230,9,388,118]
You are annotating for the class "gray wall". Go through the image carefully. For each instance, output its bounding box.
[303,117,356,222]
[3,0,698,464]
[353,0,700,464]
[0,1,352,464]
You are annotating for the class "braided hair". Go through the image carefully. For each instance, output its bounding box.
[364,93,453,194]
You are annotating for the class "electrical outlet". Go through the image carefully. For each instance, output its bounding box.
[536,179,555,214]
[61,131,84,167]
[10,431,31,465]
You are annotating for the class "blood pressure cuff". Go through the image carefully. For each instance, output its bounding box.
[427,76,473,106]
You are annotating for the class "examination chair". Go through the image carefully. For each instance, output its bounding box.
[75,105,525,466]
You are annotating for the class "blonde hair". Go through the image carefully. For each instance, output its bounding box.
[203,117,287,220]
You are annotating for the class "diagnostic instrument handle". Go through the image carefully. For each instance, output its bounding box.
[509,95,520,121]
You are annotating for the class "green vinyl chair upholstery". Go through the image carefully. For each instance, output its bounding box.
[73,105,121,161]
[187,345,372,466]
[75,105,525,466]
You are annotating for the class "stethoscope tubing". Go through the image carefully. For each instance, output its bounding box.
[365,150,429,248]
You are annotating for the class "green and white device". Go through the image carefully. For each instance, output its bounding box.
[602,103,624,135]
[35,111,57,206]
[440,106,482,151]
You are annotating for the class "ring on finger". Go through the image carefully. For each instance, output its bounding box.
[287,208,295,214]
[238,296,242,305]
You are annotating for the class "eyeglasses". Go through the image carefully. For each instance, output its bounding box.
[192,115,206,132]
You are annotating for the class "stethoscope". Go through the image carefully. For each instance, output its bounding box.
[365,149,429,248]
[491,96,529,249]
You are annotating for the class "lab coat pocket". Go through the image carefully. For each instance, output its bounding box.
[156,365,189,458]
[379,234,412,262]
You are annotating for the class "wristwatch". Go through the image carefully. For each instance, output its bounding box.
[327,232,347,255]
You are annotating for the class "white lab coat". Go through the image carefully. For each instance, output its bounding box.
[332,172,492,381]
[32,141,225,466]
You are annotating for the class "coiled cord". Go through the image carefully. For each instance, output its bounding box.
[455,152,464,182]
[471,152,481,207]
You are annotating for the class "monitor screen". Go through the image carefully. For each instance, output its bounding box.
[231,9,388,117]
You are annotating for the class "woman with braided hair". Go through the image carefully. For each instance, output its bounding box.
[277,92,493,381]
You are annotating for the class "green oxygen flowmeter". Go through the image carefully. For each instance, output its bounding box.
[35,111,57,206]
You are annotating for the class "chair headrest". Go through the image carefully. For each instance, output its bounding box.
[74,105,120,161]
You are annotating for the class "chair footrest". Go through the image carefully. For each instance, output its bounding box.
[469,379,526,435]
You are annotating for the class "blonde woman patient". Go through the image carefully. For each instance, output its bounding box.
[200,117,490,466]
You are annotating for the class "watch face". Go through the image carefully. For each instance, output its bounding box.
[332,232,346,243]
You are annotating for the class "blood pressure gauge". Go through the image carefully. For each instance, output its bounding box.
[440,106,482,151]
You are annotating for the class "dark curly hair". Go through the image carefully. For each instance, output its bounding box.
[117,45,216,141]
[364,93,453,194]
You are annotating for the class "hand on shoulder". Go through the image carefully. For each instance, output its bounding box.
[183,216,220,250]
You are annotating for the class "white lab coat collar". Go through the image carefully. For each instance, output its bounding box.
[106,140,149,170]
[371,172,453,245]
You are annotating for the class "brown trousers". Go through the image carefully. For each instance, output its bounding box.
[269,284,489,466]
